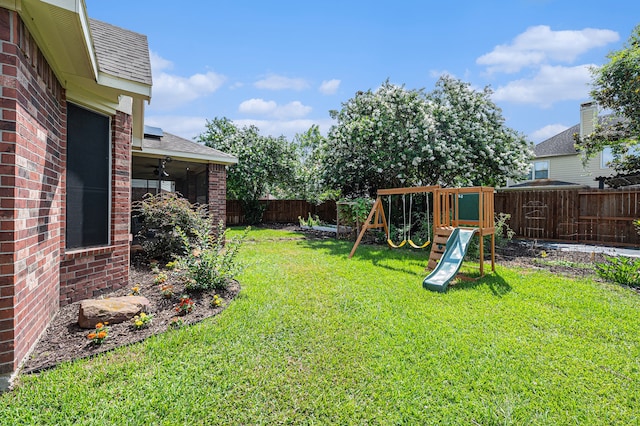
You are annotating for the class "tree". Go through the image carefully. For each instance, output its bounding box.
[576,24,640,174]
[284,125,336,204]
[321,78,532,198]
[428,76,533,187]
[321,81,439,197]
[198,117,297,224]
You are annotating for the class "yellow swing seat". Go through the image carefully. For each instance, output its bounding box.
[387,238,407,249]
[408,239,431,249]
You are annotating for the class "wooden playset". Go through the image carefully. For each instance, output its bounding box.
[349,185,496,279]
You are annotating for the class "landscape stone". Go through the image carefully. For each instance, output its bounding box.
[78,296,151,329]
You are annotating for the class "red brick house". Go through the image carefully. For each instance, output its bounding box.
[0,1,232,387]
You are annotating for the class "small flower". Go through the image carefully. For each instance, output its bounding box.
[131,285,141,296]
[154,272,168,285]
[87,323,109,344]
[211,294,223,307]
[169,317,184,329]
[175,295,194,315]
[131,312,153,330]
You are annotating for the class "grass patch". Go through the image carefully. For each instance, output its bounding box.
[2,230,640,424]
[532,258,596,270]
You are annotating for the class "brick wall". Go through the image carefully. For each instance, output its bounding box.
[208,163,227,229]
[0,10,65,374]
[59,110,131,306]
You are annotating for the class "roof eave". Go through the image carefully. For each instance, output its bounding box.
[133,147,238,166]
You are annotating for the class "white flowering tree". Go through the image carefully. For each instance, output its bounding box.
[322,79,532,197]
[428,76,533,187]
[198,117,297,224]
[322,81,439,197]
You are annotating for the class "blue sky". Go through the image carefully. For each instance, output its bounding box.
[86,1,639,144]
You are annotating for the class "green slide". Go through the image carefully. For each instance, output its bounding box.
[423,228,477,292]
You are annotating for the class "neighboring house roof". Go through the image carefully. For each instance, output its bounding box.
[89,19,152,87]
[535,115,624,158]
[507,179,587,189]
[534,124,579,157]
[138,127,238,165]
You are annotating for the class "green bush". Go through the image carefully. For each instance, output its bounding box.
[177,222,250,291]
[596,255,640,287]
[132,193,211,263]
[467,212,515,259]
[338,197,373,226]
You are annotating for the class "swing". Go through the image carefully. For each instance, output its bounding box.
[407,193,431,249]
[386,194,407,248]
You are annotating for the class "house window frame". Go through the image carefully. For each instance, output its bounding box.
[527,160,549,180]
[65,102,112,250]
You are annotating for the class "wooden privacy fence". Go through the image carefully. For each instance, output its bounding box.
[495,188,640,246]
[226,200,337,225]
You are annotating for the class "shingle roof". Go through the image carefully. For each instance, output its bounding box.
[143,130,238,164]
[535,114,623,158]
[89,19,152,86]
[534,124,579,157]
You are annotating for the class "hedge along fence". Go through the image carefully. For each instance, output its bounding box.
[226,200,337,225]
[495,188,640,247]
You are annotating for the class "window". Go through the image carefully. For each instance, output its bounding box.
[527,160,549,180]
[66,103,110,249]
[601,147,614,169]
[132,179,175,193]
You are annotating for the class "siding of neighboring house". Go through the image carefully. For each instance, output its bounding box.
[0,10,66,374]
[543,152,613,187]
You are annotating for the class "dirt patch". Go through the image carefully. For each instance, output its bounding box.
[22,268,239,375]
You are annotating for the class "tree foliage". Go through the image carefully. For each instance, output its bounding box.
[576,24,640,174]
[198,117,297,223]
[321,78,532,197]
[428,76,533,187]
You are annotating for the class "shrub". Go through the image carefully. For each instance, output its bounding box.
[338,197,373,226]
[132,193,211,263]
[596,256,640,287]
[177,221,250,291]
[467,212,515,259]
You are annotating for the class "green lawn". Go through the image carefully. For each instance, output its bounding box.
[2,228,639,425]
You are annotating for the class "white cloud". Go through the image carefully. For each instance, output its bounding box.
[149,50,173,72]
[238,99,312,119]
[492,64,593,107]
[238,98,277,115]
[254,74,310,91]
[477,26,619,74]
[233,117,334,139]
[319,79,341,95]
[530,124,570,143]
[148,52,226,111]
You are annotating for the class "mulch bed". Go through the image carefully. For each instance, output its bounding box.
[22,268,240,374]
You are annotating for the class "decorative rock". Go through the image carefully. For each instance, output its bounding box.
[78,296,151,329]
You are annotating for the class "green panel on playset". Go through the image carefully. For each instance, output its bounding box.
[458,193,479,222]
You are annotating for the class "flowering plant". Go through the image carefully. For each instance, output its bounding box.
[175,295,194,315]
[160,284,174,299]
[131,312,153,329]
[87,322,109,344]
[154,272,168,285]
[211,294,223,307]
[130,284,141,296]
[169,317,184,329]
